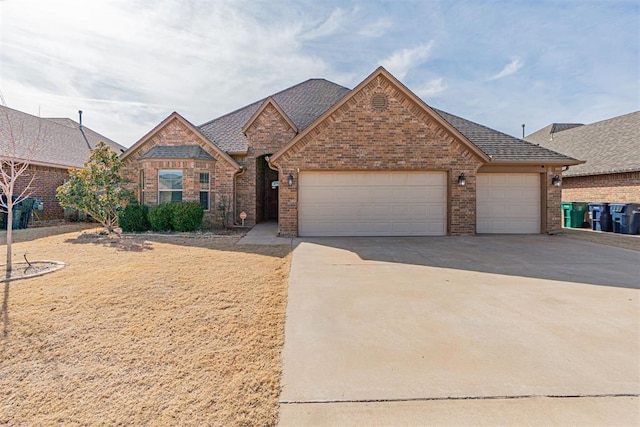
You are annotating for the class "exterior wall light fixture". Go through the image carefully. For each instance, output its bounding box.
[287,173,294,187]
[457,173,466,186]
[552,175,561,187]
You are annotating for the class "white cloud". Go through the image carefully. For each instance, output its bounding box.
[358,18,392,37]
[0,0,338,145]
[380,42,434,79]
[415,78,447,98]
[490,57,524,80]
[302,8,349,40]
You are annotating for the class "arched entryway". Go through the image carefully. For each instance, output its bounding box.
[256,155,279,223]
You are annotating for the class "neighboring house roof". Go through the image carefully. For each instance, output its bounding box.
[198,79,351,154]
[0,105,125,169]
[525,111,640,176]
[434,109,579,163]
[139,145,214,160]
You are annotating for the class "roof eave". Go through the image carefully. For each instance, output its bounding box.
[488,159,585,166]
[0,157,75,170]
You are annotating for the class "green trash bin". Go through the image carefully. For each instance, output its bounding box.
[561,202,589,228]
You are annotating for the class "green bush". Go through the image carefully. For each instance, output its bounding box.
[148,203,174,231]
[171,202,204,232]
[118,203,150,232]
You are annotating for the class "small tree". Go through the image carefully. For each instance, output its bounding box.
[0,105,39,273]
[57,142,132,234]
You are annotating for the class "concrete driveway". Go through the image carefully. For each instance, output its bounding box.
[278,235,639,426]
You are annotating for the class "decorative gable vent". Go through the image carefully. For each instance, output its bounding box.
[370,93,389,112]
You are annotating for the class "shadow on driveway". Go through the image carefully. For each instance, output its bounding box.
[293,234,639,289]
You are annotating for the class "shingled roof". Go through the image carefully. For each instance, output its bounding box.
[0,105,124,169]
[198,79,350,153]
[197,76,577,165]
[433,109,578,163]
[139,145,214,160]
[525,111,639,176]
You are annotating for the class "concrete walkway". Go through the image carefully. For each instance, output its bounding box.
[236,222,292,246]
[279,235,640,426]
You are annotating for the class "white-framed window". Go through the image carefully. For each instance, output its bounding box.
[158,170,183,204]
[199,171,210,210]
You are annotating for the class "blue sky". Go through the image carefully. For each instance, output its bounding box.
[1,0,638,146]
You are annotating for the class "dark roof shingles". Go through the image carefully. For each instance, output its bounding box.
[0,106,125,168]
[433,109,578,162]
[526,111,640,176]
[139,145,214,160]
[198,79,350,153]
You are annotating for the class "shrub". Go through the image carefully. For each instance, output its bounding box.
[148,203,174,231]
[171,202,204,232]
[118,203,150,232]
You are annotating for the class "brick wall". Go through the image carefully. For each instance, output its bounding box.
[121,117,238,227]
[14,164,69,220]
[237,103,297,226]
[562,171,640,203]
[274,75,484,236]
[547,167,564,232]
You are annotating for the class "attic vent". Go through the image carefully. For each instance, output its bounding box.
[370,93,389,112]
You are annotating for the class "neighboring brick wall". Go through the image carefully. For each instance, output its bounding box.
[274,75,484,236]
[562,171,640,203]
[237,103,296,226]
[14,164,69,220]
[121,117,237,227]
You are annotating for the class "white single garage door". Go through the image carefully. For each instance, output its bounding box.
[476,173,541,234]
[298,171,447,236]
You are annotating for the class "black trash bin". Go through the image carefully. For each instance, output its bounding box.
[630,209,640,236]
[0,196,35,230]
[588,203,612,232]
[610,203,640,234]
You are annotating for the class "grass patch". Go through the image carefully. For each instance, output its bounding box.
[0,228,290,425]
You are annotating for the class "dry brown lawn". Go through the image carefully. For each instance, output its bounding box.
[0,226,291,426]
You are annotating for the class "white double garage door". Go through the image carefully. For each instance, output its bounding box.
[298,171,540,236]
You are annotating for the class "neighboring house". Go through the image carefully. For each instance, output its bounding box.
[526,111,640,203]
[121,67,580,236]
[0,105,125,221]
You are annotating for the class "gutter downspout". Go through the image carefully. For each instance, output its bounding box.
[264,155,279,172]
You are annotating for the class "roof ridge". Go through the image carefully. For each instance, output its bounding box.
[198,78,349,128]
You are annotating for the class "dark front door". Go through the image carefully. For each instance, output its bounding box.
[267,181,278,220]
[264,167,279,221]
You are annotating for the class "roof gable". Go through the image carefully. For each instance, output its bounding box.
[270,66,491,164]
[198,79,350,154]
[121,112,240,171]
[241,97,297,134]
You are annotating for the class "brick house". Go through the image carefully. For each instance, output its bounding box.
[526,111,639,203]
[121,67,580,236]
[0,105,125,222]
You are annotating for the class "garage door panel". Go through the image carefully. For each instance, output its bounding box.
[477,173,540,234]
[299,171,447,236]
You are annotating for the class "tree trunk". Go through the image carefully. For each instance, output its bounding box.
[5,199,13,273]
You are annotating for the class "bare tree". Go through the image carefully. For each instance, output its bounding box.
[0,105,40,274]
